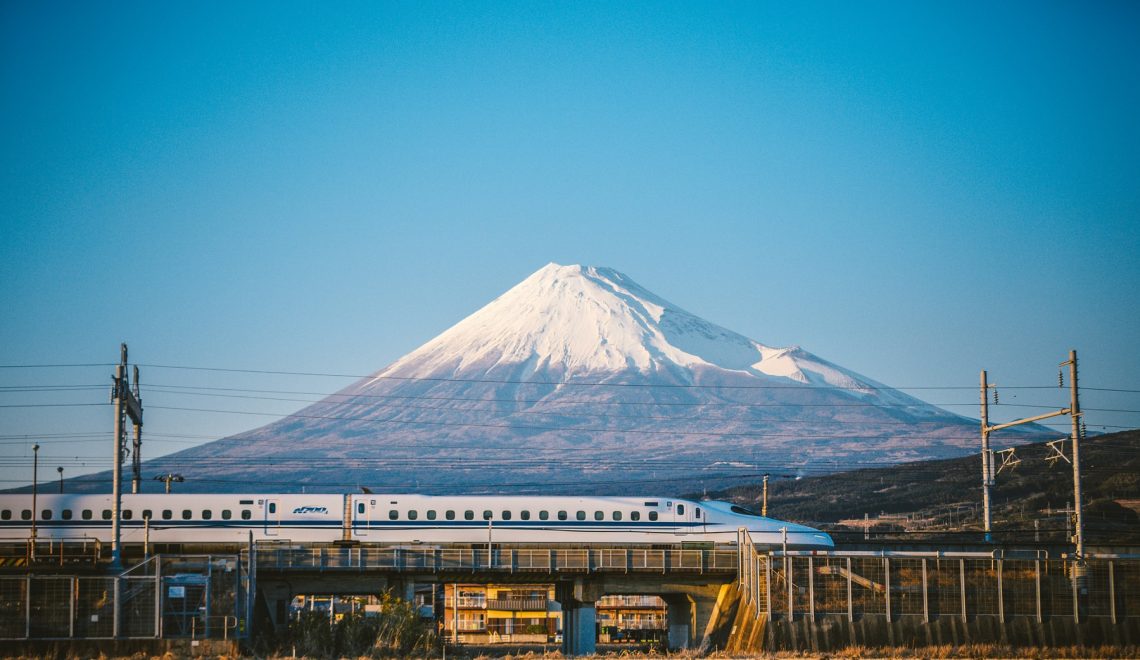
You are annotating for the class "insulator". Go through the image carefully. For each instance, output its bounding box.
[993,389,999,404]
[1080,420,1087,439]
[1059,371,1064,388]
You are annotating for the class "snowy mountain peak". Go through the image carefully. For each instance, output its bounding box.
[371,263,888,397]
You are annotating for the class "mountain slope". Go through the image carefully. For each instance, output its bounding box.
[128,263,1037,494]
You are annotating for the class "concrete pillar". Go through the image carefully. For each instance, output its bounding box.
[664,593,694,650]
[555,579,603,657]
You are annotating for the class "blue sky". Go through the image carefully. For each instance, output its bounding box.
[2,1,1138,486]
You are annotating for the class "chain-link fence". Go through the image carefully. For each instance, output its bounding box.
[738,542,1140,624]
[0,555,244,640]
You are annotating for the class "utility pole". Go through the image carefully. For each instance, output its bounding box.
[761,474,769,517]
[31,444,39,561]
[978,350,1083,549]
[154,473,184,494]
[110,343,143,568]
[1064,350,1085,560]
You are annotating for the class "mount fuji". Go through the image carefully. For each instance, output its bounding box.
[141,263,1031,494]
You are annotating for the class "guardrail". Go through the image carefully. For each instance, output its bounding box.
[249,544,739,575]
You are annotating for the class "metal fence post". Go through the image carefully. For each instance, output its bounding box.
[1109,561,1116,625]
[70,576,76,638]
[922,558,929,623]
[847,557,853,623]
[25,575,31,639]
[1035,560,1042,623]
[997,559,1004,623]
[787,555,794,620]
[884,557,891,622]
[808,556,815,621]
[765,553,772,619]
[1072,559,1080,624]
[959,559,967,623]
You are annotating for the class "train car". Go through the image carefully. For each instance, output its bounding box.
[0,492,833,549]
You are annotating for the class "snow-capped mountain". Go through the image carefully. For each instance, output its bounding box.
[137,263,1031,494]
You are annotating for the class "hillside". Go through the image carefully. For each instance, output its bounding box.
[704,429,1140,546]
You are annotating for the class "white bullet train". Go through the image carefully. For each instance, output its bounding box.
[0,493,833,549]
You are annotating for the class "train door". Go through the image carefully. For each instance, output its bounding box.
[671,501,689,536]
[353,498,373,537]
[264,499,280,536]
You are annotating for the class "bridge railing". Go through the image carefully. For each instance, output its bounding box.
[736,528,1140,624]
[249,543,739,575]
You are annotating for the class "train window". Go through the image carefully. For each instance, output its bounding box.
[62,509,72,520]
[202,510,212,520]
[520,511,531,520]
[593,511,603,521]
[181,510,192,520]
[677,504,685,515]
[539,511,549,520]
[464,510,474,521]
[268,503,276,514]
[357,503,365,515]
[446,510,455,520]
[122,510,133,520]
[41,509,52,520]
[576,511,586,521]
[142,510,152,520]
[643,501,658,507]
[162,510,172,520]
[389,510,398,520]
[0,510,9,520]
[695,507,701,519]
[482,510,492,520]
[221,510,232,520]
[631,512,640,521]
[21,510,31,520]
[241,510,251,520]
[408,510,418,520]
[102,510,112,520]
[649,511,658,521]
[82,510,92,520]
[240,500,254,505]
[612,511,622,521]
[557,511,567,521]
[427,510,437,520]
[501,511,511,520]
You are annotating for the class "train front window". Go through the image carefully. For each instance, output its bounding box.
[730,505,762,517]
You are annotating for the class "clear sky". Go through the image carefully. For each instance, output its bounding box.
[2,1,1138,487]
